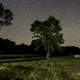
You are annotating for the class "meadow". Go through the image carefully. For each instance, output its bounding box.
[0,56,80,80]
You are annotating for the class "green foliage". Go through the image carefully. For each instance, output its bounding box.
[0,3,13,26]
[30,16,64,58]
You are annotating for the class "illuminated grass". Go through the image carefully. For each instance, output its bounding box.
[0,57,80,80]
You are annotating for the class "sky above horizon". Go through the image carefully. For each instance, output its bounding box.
[0,0,80,46]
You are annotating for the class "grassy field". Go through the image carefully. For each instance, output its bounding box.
[0,56,80,80]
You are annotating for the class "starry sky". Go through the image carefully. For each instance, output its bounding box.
[0,0,80,46]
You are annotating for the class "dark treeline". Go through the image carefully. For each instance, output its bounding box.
[0,38,80,57]
[0,38,32,55]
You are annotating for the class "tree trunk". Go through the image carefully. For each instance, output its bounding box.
[46,44,50,59]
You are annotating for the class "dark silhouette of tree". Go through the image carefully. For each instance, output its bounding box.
[0,3,13,27]
[0,38,33,55]
[30,16,64,59]
[30,39,46,57]
[0,3,13,53]
[62,46,80,56]
[14,43,31,54]
[0,38,15,54]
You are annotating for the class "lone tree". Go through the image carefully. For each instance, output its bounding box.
[0,3,13,27]
[30,16,64,59]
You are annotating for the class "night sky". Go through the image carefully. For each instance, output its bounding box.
[0,0,80,46]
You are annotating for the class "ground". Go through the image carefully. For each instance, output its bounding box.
[0,56,80,80]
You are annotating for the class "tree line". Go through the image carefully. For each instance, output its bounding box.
[0,3,80,58]
[0,38,80,57]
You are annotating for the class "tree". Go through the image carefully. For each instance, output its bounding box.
[30,39,46,56]
[0,38,15,54]
[0,3,13,27]
[30,16,64,59]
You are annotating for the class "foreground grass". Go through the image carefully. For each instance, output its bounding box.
[0,57,80,80]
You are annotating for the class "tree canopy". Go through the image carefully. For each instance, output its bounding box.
[30,16,64,59]
[0,3,13,27]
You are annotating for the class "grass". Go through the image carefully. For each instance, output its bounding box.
[0,56,80,80]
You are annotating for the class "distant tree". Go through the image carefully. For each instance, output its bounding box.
[30,16,64,59]
[0,3,13,27]
[30,39,42,51]
[62,46,80,56]
[0,38,15,54]
[30,39,46,56]
[15,44,30,54]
